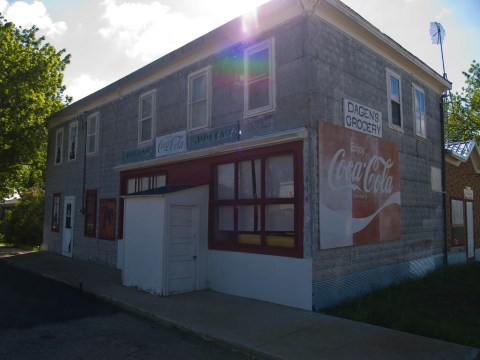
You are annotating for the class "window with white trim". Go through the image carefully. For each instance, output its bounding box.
[138,90,155,144]
[86,113,99,156]
[188,67,211,130]
[386,69,403,130]
[244,38,275,117]
[68,121,78,161]
[55,128,64,165]
[413,85,426,138]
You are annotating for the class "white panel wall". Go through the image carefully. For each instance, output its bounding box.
[123,196,166,294]
[208,250,312,310]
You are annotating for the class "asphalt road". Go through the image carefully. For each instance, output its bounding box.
[0,260,251,360]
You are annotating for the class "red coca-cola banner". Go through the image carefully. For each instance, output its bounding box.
[319,122,401,249]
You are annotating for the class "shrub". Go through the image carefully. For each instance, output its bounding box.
[2,189,44,246]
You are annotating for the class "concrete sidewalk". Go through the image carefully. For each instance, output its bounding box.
[2,249,479,360]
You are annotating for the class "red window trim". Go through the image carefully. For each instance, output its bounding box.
[51,193,61,232]
[84,189,97,237]
[209,141,303,258]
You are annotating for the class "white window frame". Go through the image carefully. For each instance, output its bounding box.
[86,112,99,156]
[138,90,156,144]
[54,128,64,165]
[413,84,426,138]
[244,38,276,118]
[386,68,403,132]
[188,66,211,131]
[68,120,78,161]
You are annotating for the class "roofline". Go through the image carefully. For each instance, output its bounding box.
[49,0,451,127]
[317,0,451,93]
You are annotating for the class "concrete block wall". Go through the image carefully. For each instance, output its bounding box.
[305,15,446,294]
[43,9,448,303]
[43,14,311,266]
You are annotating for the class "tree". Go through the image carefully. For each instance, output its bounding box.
[0,15,71,199]
[2,188,45,246]
[445,60,480,143]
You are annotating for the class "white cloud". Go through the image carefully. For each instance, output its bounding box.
[435,8,452,22]
[99,0,212,62]
[2,1,67,37]
[0,0,8,13]
[66,74,110,102]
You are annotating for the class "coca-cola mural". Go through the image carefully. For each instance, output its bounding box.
[319,122,401,249]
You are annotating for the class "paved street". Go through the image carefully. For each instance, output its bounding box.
[0,259,250,360]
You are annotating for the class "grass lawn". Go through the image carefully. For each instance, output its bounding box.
[324,262,480,348]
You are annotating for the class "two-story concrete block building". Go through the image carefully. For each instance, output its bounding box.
[43,0,451,310]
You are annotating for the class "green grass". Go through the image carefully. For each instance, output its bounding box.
[324,262,480,348]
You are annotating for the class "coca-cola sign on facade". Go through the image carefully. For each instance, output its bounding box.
[319,122,401,249]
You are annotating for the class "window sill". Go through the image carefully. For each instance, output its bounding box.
[209,242,303,258]
[388,124,404,134]
[244,106,275,119]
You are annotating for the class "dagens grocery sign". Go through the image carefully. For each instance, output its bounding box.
[343,99,382,138]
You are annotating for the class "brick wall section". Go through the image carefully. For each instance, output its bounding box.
[445,158,480,253]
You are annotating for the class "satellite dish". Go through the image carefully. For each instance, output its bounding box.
[430,22,446,45]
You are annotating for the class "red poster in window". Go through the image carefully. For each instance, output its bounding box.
[318,122,401,249]
[99,199,116,240]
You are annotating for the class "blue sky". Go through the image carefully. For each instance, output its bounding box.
[1,0,478,101]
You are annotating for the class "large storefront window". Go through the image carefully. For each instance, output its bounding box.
[211,148,302,257]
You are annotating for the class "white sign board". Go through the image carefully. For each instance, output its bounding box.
[156,130,187,158]
[464,186,474,200]
[344,99,382,138]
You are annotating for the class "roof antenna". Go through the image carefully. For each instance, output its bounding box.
[430,22,447,80]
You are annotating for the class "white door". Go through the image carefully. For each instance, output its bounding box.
[466,201,475,259]
[62,196,75,257]
[167,205,198,295]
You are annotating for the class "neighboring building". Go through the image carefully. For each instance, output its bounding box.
[0,197,19,221]
[445,141,480,264]
[43,0,451,310]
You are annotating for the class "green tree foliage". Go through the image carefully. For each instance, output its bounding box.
[2,189,45,246]
[0,15,71,199]
[445,60,480,143]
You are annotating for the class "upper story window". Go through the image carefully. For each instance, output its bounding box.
[86,112,99,156]
[188,67,211,130]
[68,121,78,161]
[386,69,403,131]
[244,38,275,117]
[55,128,63,165]
[413,85,426,138]
[139,90,156,144]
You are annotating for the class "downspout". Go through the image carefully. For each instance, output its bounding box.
[81,112,88,214]
[440,94,448,265]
